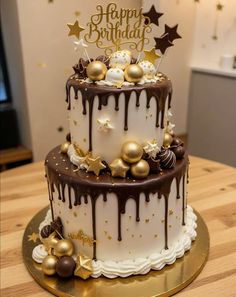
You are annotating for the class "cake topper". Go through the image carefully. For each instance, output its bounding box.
[142,4,163,26]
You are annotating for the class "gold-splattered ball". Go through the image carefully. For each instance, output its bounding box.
[54,239,74,257]
[163,132,173,148]
[121,141,143,164]
[60,141,70,154]
[131,160,150,179]
[42,255,58,276]
[124,64,143,83]
[86,61,107,81]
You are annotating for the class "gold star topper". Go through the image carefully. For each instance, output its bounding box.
[144,48,161,64]
[109,158,130,178]
[87,156,106,176]
[74,253,93,279]
[27,232,39,243]
[67,20,85,39]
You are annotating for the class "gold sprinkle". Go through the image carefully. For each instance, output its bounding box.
[105,220,108,224]
[84,212,87,216]
[154,234,158,238]
[131,234,134,238]
[161,219,165,223]
[145,219,150,223]
[66,220,69,224]
[108,235,112,240]
[83,138,86,142]
[169,224,172,228]
[126,228,129,232]
[152,214,155,217]
[129,251,131,254]
[73,212,77,217]
[169,210,173,215]
[104,231,108,235]
[129,216,132,220]
[73,120,77,125]
[139,234,142,238]
[59,211,61,215]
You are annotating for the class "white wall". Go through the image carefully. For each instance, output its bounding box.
[192,0,236,67]
[143,0,197,136]
[1,0,141,161]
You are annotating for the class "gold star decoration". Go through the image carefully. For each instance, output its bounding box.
[115,82,123,89]
[144,48,161,64]
[67,20,85,40]
[27,232,39,243]
[41,232,59,254]
[87,157,106,176]
[74,253,93,279]
[109,158,130,178]
[216,3,224,11]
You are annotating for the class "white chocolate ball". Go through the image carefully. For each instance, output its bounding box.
[105,68,124,85]
[110,50,131,70]
[138,60,156,79]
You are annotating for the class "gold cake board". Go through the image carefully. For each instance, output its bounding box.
[23,207,209,297]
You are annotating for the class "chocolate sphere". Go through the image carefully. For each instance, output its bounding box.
[86,61,107,81]
[131,160,150,179]
[54,239,74,257]
[159,149,176,169]
[42,255,58,276]
[171,137,183,147]
[171,145,186,159]
[124,64,143,83]
[121,141,143,164]
[40,225,53,239]
[56,256,76,278]
[60,142,70,154]
[163,133,173,148]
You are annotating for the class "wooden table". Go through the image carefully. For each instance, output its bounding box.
[1,156,236,296]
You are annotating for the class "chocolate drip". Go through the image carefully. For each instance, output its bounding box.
[66,80,172,151]
[182,175,186,225]
[46,147,187,258]
[175,176,181,199]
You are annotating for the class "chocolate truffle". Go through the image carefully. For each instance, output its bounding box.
[56,256,76,278]
[40,225,53,239]
[159,149,176,169]
[171,145,186,159]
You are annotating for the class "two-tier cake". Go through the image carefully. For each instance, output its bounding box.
[32,3,197,280]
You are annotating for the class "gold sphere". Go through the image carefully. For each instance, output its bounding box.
[131,160,150,179]
[54,239,74,257]
[121,141,143,164]
[86,61,107,81]
[163,132,173,148]
[60,141,70,154]
[42,255,58,276]
[48,235,60,249]
[124,64,143,83]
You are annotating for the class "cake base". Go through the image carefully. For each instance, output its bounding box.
[23,206,209,297]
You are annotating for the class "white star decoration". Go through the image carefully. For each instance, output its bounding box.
[74,39,88,51]
[166,122,175,134]
[97,118,114,132]
[167,109,173,118]
[143,140,161,158]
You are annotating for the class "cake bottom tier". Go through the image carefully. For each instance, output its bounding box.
[44,146,197,278]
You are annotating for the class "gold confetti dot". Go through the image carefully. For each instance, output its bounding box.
[126,228,129,232]
[105,220,108,224]
[129,216,132,220]
[161,219,165,223]
[108,235,112,240]
[73,212,77,217]
[145,219,150,223]
[169,210,173,215]
[66,220,69,224]
[84,212,87,216]
[83,138,86,142]
[73,120,77,126]
[131,234,134,238]
[152,214,155,217]
[129,251,131,254]
[154,234,158,238]
[104,231,108,235]
[169,224,172,228]
[139,234,142,238]
[59,211,61,215]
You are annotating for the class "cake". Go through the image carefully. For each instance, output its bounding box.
[33,3,197,280]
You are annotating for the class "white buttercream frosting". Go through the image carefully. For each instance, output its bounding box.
[32,244,48,263]
[91,206,197,278]
[67,144,88,170]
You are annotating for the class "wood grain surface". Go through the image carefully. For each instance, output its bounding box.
[1,156,236,297]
